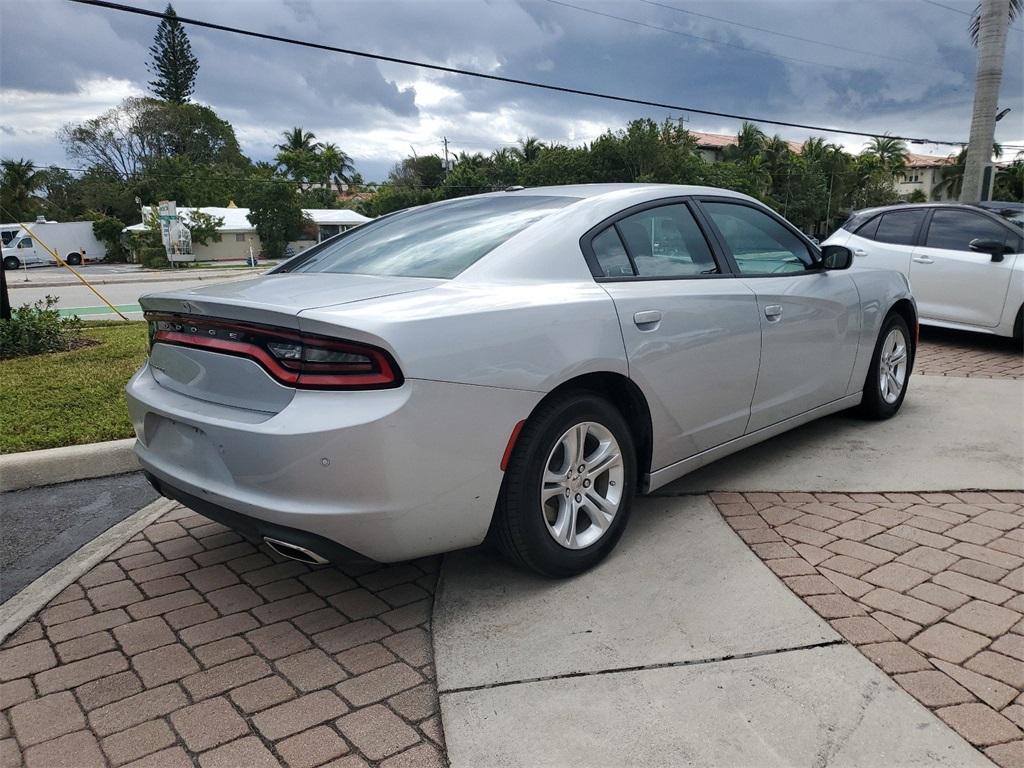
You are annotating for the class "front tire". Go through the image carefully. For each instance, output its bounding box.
[3,255,20,270]
[492,392,636,578]
[858,311,912,420]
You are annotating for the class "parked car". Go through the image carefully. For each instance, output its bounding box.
[824,202,1023,342]
[127,184,916,577]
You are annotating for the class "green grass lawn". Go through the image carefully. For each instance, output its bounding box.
[0,321,149,454]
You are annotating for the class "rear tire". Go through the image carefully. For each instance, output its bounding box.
[65,253,82,266]
[1013,305,1022,349]
[857,311,912,420]
[491,391,636,578]
[3,255,20,270]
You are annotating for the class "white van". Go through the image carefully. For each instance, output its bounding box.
[1,221,106,270]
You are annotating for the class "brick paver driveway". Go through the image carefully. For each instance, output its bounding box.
[916,326,1023,379]
[714,491,1024,766]
[1,507,444,768]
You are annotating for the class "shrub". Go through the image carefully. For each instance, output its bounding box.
[0,296,83,359]
[139,246,170,269]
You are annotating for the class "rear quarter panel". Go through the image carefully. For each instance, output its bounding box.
[297,281,628,392]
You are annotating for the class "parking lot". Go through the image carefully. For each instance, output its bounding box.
[1,328,1021,768]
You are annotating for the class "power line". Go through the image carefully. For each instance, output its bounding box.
[69,0,974,147]
[633,0,922,67]
[545,0,850,73]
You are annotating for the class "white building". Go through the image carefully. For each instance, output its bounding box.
[125,203,370,262]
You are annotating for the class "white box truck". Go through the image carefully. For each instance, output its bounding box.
[1,219,106,270]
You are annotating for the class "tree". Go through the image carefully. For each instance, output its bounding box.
[513,137,546,163]
[277,128,319,153]
[723,122,766,162]
[969,0,1021,44]
[318,143,355,189]
[0,159,44,221]
[245,168,309,259]
[994,153,1024,200]
[962,0,1014,200]
[60,97,245,178]
[148,3,200,103]
[862,135,909,174]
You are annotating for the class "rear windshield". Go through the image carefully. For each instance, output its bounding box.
[284,195,575,279]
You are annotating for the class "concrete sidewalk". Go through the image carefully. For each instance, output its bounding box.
[435,497,989,767]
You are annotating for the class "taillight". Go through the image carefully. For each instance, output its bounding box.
[146,313,401,390]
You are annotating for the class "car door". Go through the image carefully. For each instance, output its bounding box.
[583,199,762,468]
[911,207,1021,328]
[15,237,43,266]
[846,208,928,276]
[697,198,861,433]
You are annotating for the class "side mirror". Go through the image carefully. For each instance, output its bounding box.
[821,245,853,270]
[969,238,1010,262]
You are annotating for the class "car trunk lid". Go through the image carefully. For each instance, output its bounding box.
[140,273,439,411]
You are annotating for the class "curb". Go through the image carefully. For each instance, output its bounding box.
[0,438,139,492]
[7,268,266,289]
[0,497,178,643]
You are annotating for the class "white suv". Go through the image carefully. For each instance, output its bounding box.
[824,203,1023,342]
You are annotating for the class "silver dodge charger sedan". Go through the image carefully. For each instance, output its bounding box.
[127,184,916,577]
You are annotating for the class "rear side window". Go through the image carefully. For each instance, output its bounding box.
[872,210,926,245]
[287,195,575,279]
[924,209,1013,252]
[591,228,633,277]
[616,204,718,277]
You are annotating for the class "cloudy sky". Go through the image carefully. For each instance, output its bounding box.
[1,0,1022,181]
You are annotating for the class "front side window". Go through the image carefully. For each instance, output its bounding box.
[287,195,576,279]
[17,238,33,249]
[925,209,1013,252]
[702,202,813,275]
[873,210,926,246]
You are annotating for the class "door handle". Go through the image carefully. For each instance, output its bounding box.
[633,310,662,329]
[853,249,868,257]
[912,256,934,264]
[764,304,783,321]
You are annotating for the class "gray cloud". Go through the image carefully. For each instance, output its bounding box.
[0,0,1021,179]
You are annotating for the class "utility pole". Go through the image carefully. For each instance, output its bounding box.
[961,0,1010,202]
[442,136,450,177]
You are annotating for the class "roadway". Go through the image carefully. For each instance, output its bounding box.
[6,264,263,319]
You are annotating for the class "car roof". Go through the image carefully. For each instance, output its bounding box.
[499,182,752,201]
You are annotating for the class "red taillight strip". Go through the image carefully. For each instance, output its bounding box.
[150,316,401,390]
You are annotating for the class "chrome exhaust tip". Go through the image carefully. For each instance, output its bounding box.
[263,537,329,565]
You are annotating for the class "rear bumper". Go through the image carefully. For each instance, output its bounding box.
[144,472,372,564]
[127,363,542,562]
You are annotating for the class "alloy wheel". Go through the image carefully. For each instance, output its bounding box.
[879,327,908,404]
[540,421,624,550]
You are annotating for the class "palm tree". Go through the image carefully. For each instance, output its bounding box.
[723,122,766,163]
[0,158,44,221]
[276,127,319,153]
[862,135,909,174]
[934,143,1004,200]
[513,137,546,163]
[962,0,1016,200]
[318,143,355,189]
[969,0,1021,43]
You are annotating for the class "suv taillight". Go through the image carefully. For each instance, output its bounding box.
[146,313,402,390]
